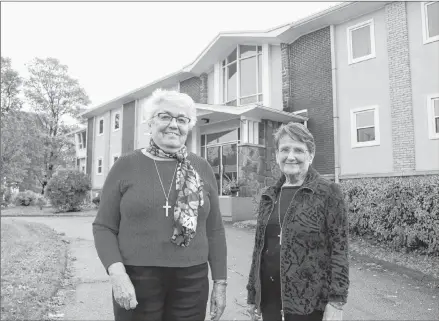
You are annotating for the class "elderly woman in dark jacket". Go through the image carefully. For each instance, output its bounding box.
[246,122,349,321]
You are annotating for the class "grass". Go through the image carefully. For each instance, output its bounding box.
[1,219,68,320]
[1,205,97,217]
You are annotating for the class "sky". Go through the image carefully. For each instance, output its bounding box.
[1,1,340,111]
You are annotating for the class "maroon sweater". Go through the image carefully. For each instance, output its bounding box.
[92,149,227,280]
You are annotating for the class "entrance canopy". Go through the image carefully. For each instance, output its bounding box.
[194,103,307,124]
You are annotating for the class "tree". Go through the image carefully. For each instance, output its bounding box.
[24,57,90,193]
[1,57,23,119]
[0,111,43,198]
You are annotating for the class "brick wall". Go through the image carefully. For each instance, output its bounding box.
[385,2,416,171]
[281,27,334,175]
[180,76,202,103]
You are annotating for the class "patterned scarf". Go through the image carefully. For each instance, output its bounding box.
[145,139,204,247]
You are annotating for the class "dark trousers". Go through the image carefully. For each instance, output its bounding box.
[260,270,324,321]
[113,263,209,321]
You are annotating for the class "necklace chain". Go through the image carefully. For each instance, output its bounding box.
[278,188,283,245]
[154,160,178,206]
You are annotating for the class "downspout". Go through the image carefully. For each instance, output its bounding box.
[134,100,138,150]
[330,25,340,183]
[91,116,96,200]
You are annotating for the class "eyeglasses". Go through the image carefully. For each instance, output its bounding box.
[153,113,191,126]
[278,147,308,156]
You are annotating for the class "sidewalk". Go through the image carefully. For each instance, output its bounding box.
[5,216,439,321]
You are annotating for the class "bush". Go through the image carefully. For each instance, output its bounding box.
[92,194,100,207]
[45,169,91,212]
[340,175,439,256]
[13,190,44,207]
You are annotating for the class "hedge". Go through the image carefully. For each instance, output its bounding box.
[340,175,439,256]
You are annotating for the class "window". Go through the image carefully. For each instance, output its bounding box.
[239,119,265,145]
[97,158,103,175]
[347,19,376,64]
[113,112,121,131]
[98,118,104,135]
[200,129,240,158]
[427,94,439,139]
[77,131,86,150]
[112,155,120,166]
[221,45,263,106]
[350,105,380,148]
[421,2,439,44]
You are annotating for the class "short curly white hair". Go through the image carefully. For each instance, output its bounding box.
[141,89,197,129]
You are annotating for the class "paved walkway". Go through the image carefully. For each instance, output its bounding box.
[3,216,438,320]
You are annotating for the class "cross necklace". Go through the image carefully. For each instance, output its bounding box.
[153,160,178,217]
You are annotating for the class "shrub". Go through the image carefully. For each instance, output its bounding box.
[45,169,91,212]
[340,175,439,256]
[13,190,43,207]
[92,194,100,207]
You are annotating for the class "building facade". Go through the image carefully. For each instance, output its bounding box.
[78,1,439,201]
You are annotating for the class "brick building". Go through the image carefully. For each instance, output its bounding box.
[79,2,439,216]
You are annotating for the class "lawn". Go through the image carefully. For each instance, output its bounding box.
[1,219,68,320]
[1,205,97,217]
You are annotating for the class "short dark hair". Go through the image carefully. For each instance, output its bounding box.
[273,122,316,155]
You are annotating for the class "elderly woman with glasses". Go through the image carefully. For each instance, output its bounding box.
[246,122,349,321]
[93,89,227,321]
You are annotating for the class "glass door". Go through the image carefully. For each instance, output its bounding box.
[206,146,221,193]
[221,143,238,194]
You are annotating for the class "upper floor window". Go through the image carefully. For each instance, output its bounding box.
[77,131,86,150]
[427,94,439,139]
[98,118,104,135]
[350,105,380,148]
[97,157,103,175]
[421,1,439,44]
[113,112,121,131]
[221,45,263,106]
[347,19,376,65]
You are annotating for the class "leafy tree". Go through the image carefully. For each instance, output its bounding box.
[1,57,23,119]
[23,57,90,192]
[0,111,43,198]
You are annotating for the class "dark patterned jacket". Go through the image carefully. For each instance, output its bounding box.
[246,167,349,315]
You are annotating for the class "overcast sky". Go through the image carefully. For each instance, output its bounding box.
[1,1,339,109]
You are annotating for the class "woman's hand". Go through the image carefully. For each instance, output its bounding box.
[108,263,138,310]
[210,280,227,320]
[323,303,343,320]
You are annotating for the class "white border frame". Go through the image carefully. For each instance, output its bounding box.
[96,157,103,175]
[350,105,380,148]
[97,117,104,136]
[421,2,439,44]
[347,18,376,65]
[113,111,121,132]
[427,93,439,139]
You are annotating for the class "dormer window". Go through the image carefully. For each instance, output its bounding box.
[221,45,263,106]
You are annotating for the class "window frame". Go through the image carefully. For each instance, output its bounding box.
[427,93,439,139]
[113,112,121,132]
[97,117,104,136]
[112,154,120,166]
[221,44,263,106]
[97,157,103,175]
[350,105,380,148]
[421,1,439,44]
[77,132,84,150]
[347,18,376,65]
[77,131,86,150]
